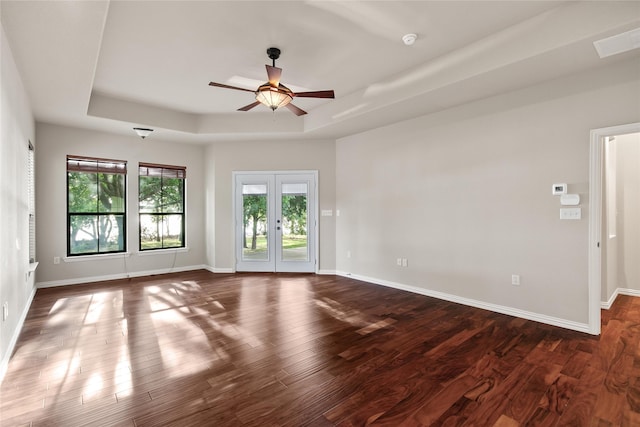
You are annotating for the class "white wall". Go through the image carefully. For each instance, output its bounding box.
[336,58,640,328]
[35,123,207,285]
[0,22,36,379]
[204,139,336,272]
[616,133,640,292]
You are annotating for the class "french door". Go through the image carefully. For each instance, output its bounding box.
[234,171,317,272]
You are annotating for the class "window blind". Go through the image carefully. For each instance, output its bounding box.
[28,142,36,263]
[139,162,186,179]
[67,155,127,174]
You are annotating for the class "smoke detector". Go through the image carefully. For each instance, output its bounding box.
[402,33,417,46]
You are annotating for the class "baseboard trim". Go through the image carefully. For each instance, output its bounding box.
[36,264,209,288]
[317,269,337,275]
[0,287,37,384]
[204,266,235,274]
[601,287,640,309]
[335,271,591,334]
[620,288,640,297]
[602,288,620,309]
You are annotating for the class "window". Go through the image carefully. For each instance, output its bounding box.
[67,156,127,255]
[139,163,185,250]
[28,142,36,263]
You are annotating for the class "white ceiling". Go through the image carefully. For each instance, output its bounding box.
[2,1,639,143]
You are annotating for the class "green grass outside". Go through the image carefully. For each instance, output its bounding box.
[243,235,307,254]
[141,237,183,250]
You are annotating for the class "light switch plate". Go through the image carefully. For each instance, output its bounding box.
[560,208,581,220]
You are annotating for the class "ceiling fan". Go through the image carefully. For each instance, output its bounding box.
[209,47,335,116]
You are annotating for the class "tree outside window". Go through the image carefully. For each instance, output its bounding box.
[243,193,267,251]
[67,156,127,255]
[139,163,186,250]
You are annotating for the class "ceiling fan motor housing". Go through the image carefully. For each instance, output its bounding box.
[267,47,281,61]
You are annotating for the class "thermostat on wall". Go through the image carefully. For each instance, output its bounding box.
[552,183,567,195]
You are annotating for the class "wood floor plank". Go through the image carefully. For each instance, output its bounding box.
[556,366,606,425]
[399,374,478,426]
[1,271,639,426]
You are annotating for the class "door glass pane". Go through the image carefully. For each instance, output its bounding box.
[242,184,268,261]
[281,183,308,262]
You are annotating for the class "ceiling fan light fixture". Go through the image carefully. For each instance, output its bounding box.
[255,84,293,111]
[133,127,153,139]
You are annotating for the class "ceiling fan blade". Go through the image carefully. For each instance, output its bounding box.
[293,90,335,99]
[209,82,256,93]
[237,101,261,112]
[285,103,307,116]
[266,65,282,87]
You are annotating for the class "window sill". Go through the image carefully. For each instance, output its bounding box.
[64,252,131,263]
[137,247,189,257]
[28,262,39,273]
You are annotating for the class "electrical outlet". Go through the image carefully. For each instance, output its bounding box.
[402,258,408,267]
[511,274,521,286]
[54,256,60,265]
[346,251,351,259]
[396,258,402,266]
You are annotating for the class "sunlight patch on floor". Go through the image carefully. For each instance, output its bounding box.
[314,297,368,327]
[113,345,132,397]
[145,285,181,312]
[150,304,219,378]
[355,318,397,335]
[81,372,103,402]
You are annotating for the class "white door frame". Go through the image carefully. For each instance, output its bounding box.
[589,122,640,335]
[232,170,319,273]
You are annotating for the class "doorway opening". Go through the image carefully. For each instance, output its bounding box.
[233,171,317,273]
[589,122,640,335]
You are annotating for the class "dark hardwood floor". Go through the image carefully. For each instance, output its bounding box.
[0,271,638,426]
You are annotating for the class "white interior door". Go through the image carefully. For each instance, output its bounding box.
[234,172,317,272]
